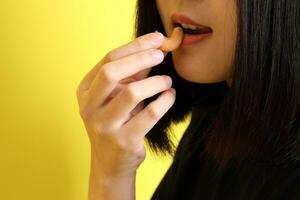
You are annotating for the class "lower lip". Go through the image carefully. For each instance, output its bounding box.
[181,32,213,47]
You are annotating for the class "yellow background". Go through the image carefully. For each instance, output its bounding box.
[0,0,190,199]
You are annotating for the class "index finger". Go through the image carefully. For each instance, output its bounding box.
[77,31,166,94]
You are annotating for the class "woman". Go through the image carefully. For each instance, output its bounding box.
[76,0,300,199]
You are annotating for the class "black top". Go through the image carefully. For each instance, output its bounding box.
[151,106,300,200]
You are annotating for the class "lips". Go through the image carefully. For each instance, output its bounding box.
[174,23,213,34]
[171,13,213,33]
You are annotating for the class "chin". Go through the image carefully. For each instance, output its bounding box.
[172,61,227,84]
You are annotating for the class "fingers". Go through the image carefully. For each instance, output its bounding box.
[76,32,165,94]
[88,48,165,108]
[102,75,173,127]
[103,32,164,64]
[121,88,176,142]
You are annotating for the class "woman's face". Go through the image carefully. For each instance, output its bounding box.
[156,0,237,86]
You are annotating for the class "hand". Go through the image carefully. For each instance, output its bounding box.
[76,31,176,179]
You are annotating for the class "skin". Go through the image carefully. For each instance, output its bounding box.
[77,32,174,200]
[156,0,237,86]
[77,1,238,199]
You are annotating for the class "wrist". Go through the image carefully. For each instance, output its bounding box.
[88,150,136,200]
[89,168,136,200]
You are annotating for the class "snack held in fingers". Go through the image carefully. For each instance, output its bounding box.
[160,27,184,52]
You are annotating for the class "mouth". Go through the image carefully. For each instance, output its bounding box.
[171,13,213,47]
[171,13,213,35]
[174,23,213,35]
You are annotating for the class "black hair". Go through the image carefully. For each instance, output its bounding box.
[134,0,300,172]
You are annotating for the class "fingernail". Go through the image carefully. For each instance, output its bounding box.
[163,75,172,85]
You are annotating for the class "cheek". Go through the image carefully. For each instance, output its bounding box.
[171,44,233,84]
[155,0,175,36]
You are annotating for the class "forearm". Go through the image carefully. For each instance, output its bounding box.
[88,153,136,200]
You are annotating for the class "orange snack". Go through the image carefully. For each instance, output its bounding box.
[159,27,184,52]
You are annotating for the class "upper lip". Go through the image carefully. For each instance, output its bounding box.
[171,13,212,30]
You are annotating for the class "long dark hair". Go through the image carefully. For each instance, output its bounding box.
[134,0,300,172]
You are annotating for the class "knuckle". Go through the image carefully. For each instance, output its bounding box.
[136,38,147,49]
[100,65,116,84]
[124,84,140,101]
[79,107,92,120]
[146,104,161,120]
[103,51,115,63]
